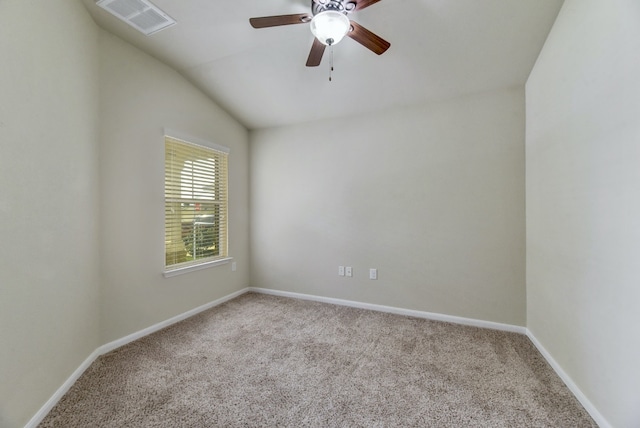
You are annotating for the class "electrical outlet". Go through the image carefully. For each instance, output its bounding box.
[231,262,237,272]
[338,266,345,276]
[345,266,353,277]
[369,268,377,280]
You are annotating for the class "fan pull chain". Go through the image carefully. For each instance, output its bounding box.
[329,45,334,82]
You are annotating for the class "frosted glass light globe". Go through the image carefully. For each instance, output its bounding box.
[310,11,351,46]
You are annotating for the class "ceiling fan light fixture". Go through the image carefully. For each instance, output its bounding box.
[310,11,351,46]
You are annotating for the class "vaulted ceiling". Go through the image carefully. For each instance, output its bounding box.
[80,0,564,129]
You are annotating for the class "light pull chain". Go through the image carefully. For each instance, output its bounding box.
[329,45,334,82]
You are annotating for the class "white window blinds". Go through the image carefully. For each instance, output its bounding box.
[165,136,228,270]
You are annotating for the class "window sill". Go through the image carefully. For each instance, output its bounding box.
[163,257,233,278]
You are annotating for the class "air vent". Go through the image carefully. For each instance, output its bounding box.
[96,0,176,35]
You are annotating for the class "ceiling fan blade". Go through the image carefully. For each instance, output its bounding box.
[306,38,326,67]
[347,21,390,55]
[250,13,312,29]
[353,0,382,11]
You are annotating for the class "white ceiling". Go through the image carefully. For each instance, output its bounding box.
[80,0,564,129]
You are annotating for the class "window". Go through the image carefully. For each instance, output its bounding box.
[164,134,229,274]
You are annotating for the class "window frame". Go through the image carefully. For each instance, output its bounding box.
[163,129,231,278]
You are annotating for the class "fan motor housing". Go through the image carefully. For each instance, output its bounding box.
[312,0,356,16]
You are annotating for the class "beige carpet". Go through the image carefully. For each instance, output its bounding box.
[39,293,596,427]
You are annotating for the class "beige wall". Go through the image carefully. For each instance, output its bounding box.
[98,31,250,343]
[251,88,526,326]
[0,1,101,427]
[526,0,640,426]
[0,2,250,425]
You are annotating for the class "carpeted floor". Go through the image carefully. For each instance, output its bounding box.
[39,292,596,427]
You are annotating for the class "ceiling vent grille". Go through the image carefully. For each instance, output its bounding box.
[96,0,176,35]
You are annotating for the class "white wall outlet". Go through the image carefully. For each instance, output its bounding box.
[231,262,237,272]
[338,266,345,276]
[345,266,353,277]
[369,268,378,280]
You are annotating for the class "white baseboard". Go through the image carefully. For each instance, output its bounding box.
[25,287,251,428]
[27,286,608,428]
[96,288,249,355]
[526,330,611,428]
[24,347,102,428]
[250,288,611,427]
[248,287,527,334]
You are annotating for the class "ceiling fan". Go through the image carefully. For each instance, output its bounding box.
[250,0,390,67]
